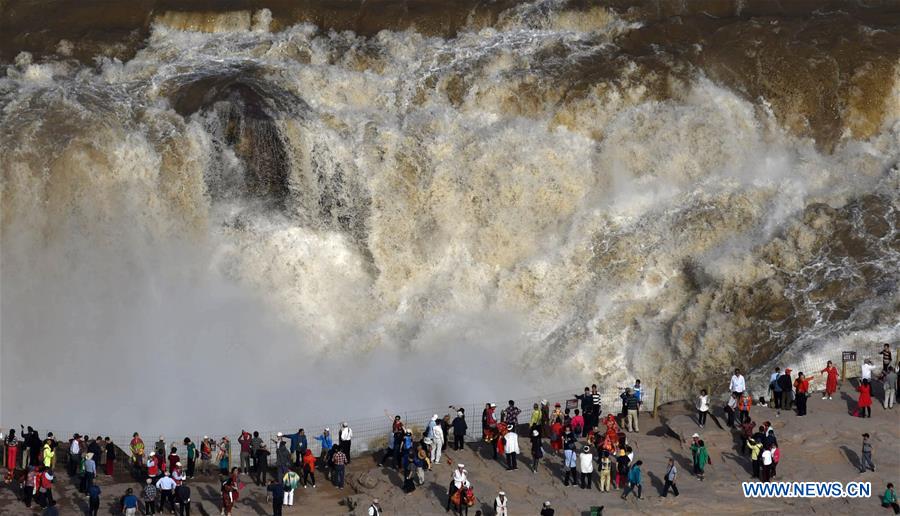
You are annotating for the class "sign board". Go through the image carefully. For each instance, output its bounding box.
[842,351,857,362]
[565,399,579,411]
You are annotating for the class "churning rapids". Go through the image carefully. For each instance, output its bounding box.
[1,0,899,435]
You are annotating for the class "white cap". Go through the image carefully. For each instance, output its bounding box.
[490,403,496,407]
[544,501,551,507]
[176,462,181,467]
[432,414,438,420]
[498,491,505,495]
[150,452,156,457]
[457,463,465,468]
[325,427,330,432]
[277,432,283,437]
[692,433,700,438]
[203,436,208,439]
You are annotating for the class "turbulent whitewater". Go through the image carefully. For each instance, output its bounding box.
[1,0,899,434]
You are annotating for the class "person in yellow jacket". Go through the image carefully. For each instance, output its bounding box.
[747,438,762,479]
[42,441,54,469]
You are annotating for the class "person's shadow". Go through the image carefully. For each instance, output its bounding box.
[722,452,752,475]
[647,471,664,495]
[667,449,692,473]
[840,445,860,471]
[841,392,858,414]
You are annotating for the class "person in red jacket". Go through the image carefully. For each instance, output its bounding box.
[301,449,317,488]
[857,379,873,418]
[146,452,160,481]
[793,372,813,416]
[168,447,180,474]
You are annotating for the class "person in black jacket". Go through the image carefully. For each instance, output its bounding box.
[267,478,284,516]
[175,482,191,516]
[777,369,793,415]
[452,412,468,450]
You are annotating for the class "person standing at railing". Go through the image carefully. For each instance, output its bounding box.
[183,438,196,479]
[332,446,348,490]
[821,361,839,400]
[452,410,468,451]
[283,428,307,468]
[777,369,793,415]
[769,368,782,409]
[253,442,270,485]
[881,343,893,373]
[238,431,252,474]
[275,441,291,478]
[575,387,593,437]
[730,369,746,397]
[313,428,332,472]
[339,423,353,463]
[104,437,116,477]
[882,366,897,410]
[504,400,521,431]
[862,359,877,382]
[199,436,212,476]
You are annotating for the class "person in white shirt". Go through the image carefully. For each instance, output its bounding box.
[447,465,467,511]
[697,389,709,428]
[431,424,444,465]
[339,423,353,463]
[577,446,594,489]
[862,359,876,381]
[156,472,177,513]
[368,499,382,516]
[67,434,82,476]
[504,430,520,471]
[494,491,509,516]
[730,369,746,396]
[761,445,774,482]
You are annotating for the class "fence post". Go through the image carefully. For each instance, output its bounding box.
[841,360,847,382]
[652,386,659,418]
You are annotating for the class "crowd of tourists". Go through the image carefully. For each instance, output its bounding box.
[1,344,897,515]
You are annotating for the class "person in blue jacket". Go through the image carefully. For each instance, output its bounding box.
[284,429,308,466]
[621,460,643,500]
[314,429,333,476]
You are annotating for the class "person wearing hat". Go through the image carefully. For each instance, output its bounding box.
[432,419,445,465]
[503,425,520,471]
[314,428,333,469]
[540,500,554,516]
[339,423,353,463]
[172,462,185,486]
[141,477,158,515]
[447,464,467,511]
[494,491,508,516]
[530,429,544,473]
[146,452,160,482]
[577,445,594,489]
[368,498,382,516]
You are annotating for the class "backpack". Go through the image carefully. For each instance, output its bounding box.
[773,448,780,463]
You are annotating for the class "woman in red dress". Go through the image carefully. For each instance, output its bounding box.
[549,418,563,453]
[820,361,839,400]
[221,478,238,516]
[4,430,18,482]
[856,379,873,418]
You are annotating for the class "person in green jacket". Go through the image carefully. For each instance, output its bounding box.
[621,460,643,500]
[883,483,898,514]
[691,440,709,481]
